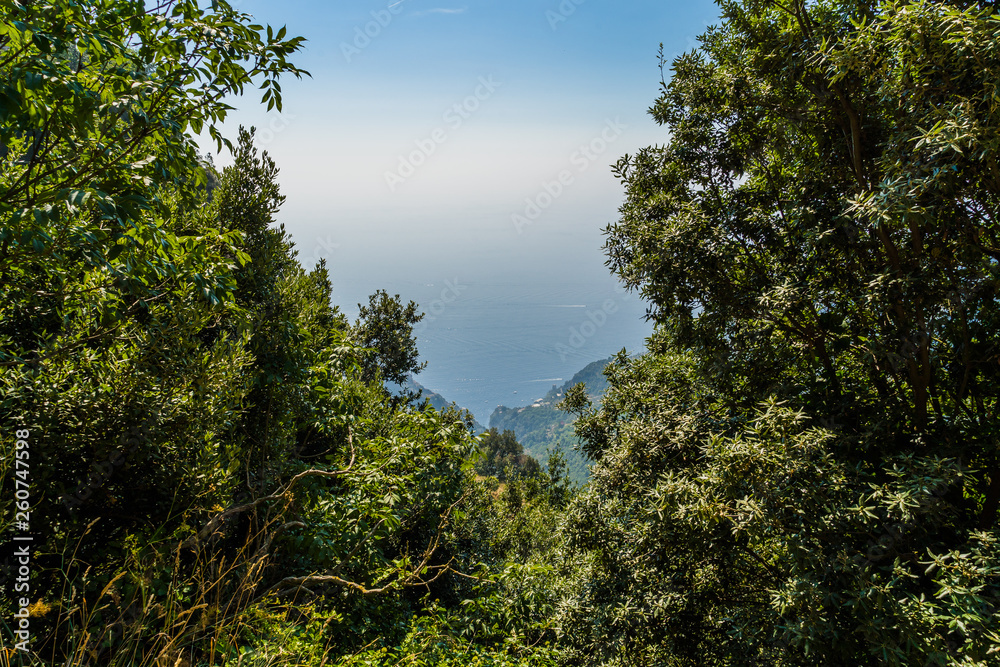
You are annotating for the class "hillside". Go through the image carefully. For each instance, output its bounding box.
[488,357,612,484]
[400,377,487,433]
[8,2,995,663]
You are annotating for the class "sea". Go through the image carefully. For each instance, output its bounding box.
[305,197,656,424]
[340,277,654,424]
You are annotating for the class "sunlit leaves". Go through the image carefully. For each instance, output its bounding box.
[566,0,1000,663]
[0,0,309,227]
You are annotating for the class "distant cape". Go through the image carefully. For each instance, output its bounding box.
[487,356,614,484]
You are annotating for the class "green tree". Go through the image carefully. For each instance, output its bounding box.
[210,125,319,489]
[558,0,1000,664]
[0,1,307,353]
[0,0,306,216]
[0,3,557,666]
[352,289,426,387]
[476,428,542,482]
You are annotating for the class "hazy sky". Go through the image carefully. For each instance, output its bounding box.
[204,0,723,317]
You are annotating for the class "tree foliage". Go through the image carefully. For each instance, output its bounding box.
[6,0,1000,664]
[352,289,426,387]
[0,2,493,665]
[475,428,542,482]
[557,0,1000,664]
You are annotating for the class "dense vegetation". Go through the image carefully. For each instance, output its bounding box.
[0,2,562,665]
[3,0,1000,665]
[473,428,543,482]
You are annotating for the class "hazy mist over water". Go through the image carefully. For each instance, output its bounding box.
[401,279,648,424]
[303,211,653,423]
[192,0,716,423]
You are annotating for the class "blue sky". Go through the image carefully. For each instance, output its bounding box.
[205,0,723,315]
[198,0,726,413]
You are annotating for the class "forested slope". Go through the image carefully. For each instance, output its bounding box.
[488,358,612,484]
[3,0,1000,665]
[0,3,565,665]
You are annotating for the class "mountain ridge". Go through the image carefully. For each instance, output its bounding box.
[487,357,613,483]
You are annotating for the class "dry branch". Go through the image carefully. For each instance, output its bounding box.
[178,429,355,553]
[258,490,470,601]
